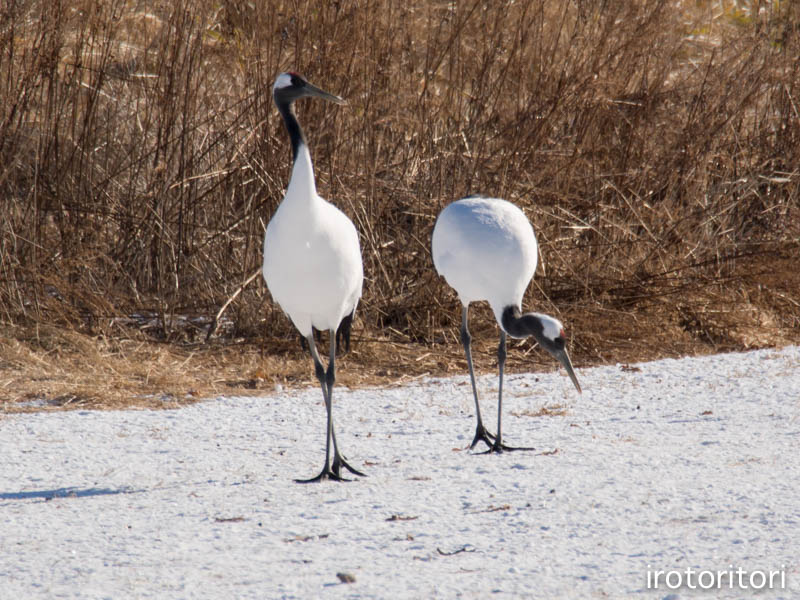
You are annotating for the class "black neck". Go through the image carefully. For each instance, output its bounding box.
[275,97,306,162]
[501,305,567,358]
[501,305,544,340]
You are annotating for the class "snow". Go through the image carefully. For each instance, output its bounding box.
[2,346,799,599]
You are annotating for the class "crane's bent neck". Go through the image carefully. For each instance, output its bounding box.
[500,305,544,341]
[277,98,317,201]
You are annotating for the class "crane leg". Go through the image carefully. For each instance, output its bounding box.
[460,305,496,449]
[327,328,365,478]
[481,331,536,454]
[295,334,355,482]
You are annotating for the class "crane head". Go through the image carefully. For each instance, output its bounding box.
[533,315,582,394]
[273,72,346,106]
[502,307,582,394]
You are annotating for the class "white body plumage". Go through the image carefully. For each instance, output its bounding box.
[262,145,362,337]
[432,195,538,327]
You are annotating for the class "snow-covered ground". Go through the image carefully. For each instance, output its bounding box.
[2,346,799,599]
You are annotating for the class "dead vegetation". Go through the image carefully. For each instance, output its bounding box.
[1,0,799,410]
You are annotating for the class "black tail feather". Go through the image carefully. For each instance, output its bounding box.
[297,311,354,356]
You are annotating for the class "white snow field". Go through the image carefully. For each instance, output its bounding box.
[2,346,799,599]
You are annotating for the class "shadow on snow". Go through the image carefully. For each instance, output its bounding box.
[0,486,141,501]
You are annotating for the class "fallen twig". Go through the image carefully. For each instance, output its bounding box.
[284,533,330,543]
[205,269,261,342]
[437,545,476,556]
[468,504,511,514]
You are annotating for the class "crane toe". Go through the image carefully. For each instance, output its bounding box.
[332,454,366,478]
[469,423,496,450]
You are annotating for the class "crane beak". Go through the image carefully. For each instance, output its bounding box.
[304,82,347,105]
[553,348,582,394]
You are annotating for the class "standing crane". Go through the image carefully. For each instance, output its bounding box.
[263,72,364,482]
[432,195,581,453]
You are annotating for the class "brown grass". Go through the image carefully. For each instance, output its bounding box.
[1,0,799,411]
